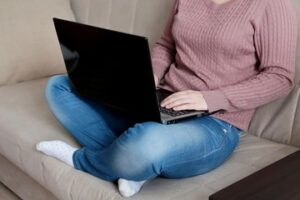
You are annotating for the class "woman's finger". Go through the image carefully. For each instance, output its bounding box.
[165,97,193,108]
[173,103,206,111]
[161,91,193,106]
[173,103,195,111]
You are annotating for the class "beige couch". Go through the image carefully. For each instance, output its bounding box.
[0,0,299,199]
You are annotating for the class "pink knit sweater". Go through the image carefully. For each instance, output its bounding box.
[151,0,298,131]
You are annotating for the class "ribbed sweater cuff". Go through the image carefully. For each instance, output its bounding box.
[201,90,230,112]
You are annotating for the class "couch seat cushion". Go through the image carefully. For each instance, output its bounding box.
[0,77,298,200]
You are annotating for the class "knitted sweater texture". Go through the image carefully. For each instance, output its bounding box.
[151,0,298,131]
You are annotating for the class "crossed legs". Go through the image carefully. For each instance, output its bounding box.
[37,75,241,197]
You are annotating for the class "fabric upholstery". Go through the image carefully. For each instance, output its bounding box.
[70,0,300,147]
[70,0,174,48]
[0,0,299,199]
[0,77,298,200]
[0,0,75,86]
[0,154,57,200]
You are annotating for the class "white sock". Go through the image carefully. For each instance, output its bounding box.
[36,140,147,197]
[36,140,78,167]
[118,178,147,197]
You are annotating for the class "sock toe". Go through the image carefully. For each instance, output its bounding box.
[118,179,134,197]
[36,140,77,167]
[118,179,146,197]
[36,141,51,154]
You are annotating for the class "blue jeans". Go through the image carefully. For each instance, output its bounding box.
[45,75,242,182]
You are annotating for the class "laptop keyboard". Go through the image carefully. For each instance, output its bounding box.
[159,106,196,117]
[156,89,197,117]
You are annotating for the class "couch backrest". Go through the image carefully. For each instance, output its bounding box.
[70,0,300,147]
[70,0,174,48]
[0,0,75,86]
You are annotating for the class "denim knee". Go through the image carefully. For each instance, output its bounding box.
[109,122,166,180]
[45,74,70,101]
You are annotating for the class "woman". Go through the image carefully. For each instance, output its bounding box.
[36,0,298,197]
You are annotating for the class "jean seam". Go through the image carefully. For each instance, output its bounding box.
[161,117,234,168]
[163,134,228,169]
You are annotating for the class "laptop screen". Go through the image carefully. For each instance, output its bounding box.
[53,18,161,123]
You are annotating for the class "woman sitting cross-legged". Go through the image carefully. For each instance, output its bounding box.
[36,0,298,197]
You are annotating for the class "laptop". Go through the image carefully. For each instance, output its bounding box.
[53,18,221,124]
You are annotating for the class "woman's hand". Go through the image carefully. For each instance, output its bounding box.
[160,90,208,111]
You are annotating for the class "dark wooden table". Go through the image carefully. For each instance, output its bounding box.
[209,149,300,200]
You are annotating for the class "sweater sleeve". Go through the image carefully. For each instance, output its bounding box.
[201,0,298,113]
[150,0,179,81]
